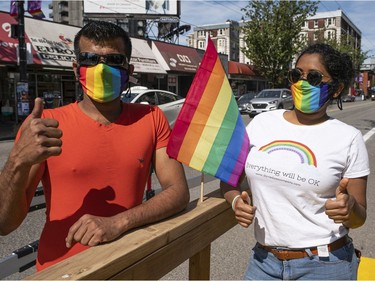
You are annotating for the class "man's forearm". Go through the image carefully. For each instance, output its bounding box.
[0,155,33,235]
[115,183,189,234]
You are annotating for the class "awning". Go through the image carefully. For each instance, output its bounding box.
[228,61,256,76]
[25,16,79,67]
[152,41,201,73]
[0,11,78,67]
[0,12,165,74]
[0,12,35,64]
[131,38,166,74]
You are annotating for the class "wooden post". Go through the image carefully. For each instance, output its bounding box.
[189,244,211,280]
[200,173,204,203]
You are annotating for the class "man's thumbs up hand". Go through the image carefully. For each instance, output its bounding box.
[325,178,353,224]
[13,98,63,167]
[30,97,44,119]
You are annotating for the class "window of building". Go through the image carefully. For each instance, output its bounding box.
[314,33,318,41]
[218,28,224,35]
[314,20,318,28]
[300,32,308,42]
[325,18,336,26]
[217,38,226,53]
[329,30,336,40]
[198,40,205,49]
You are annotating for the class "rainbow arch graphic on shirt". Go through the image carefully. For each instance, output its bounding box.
[259,140,317,167]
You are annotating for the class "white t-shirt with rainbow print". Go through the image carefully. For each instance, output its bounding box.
[245,109,369,248]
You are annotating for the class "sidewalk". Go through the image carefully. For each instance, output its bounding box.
[0,120,17,141]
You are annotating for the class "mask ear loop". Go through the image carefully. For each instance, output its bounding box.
[125,74,138,98]
[327,80,343,111]
[123,82,131,98]
[76,64,84,101]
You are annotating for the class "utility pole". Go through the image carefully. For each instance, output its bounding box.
[16,0,27,82]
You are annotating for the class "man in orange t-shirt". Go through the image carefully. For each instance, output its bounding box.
[0,21,189,271]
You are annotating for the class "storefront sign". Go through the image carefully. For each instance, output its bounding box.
[131,38,166,74]
[152,41,201,73]
[0,12,33,63]
[0,11,79,67]
[25,17,79,67]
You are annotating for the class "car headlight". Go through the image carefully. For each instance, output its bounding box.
[269,100,278,104]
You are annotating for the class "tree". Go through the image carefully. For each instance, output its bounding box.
[314,31,368,77]
[241,0,319,87]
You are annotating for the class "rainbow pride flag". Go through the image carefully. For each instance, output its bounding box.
[27,0,45,19]
[167,37,250,187]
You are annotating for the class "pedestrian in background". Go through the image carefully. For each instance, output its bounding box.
[221,43,369,280]
[0,20,189,271]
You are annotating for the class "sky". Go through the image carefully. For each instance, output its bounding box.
[0,0,374,63]
[179,0,375,63]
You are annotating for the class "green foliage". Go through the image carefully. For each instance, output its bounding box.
[241,0,319,87]
[314,32,368,76]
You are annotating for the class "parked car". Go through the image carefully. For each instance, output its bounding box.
[237,92,258,114]
[369,88,375,101]
[342,94,356,102]
[247,88,294,117]
[121,87,185,128]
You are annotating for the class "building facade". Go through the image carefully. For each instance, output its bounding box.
[48,0,84,27]
[187,20,240,62]
[301,10,361,49]
[186,20,267,97]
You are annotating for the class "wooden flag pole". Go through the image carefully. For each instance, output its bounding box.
[200,173,204,203]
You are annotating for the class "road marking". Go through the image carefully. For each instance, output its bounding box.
[364,127,375,143]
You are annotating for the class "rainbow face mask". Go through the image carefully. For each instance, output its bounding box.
[79,64,129,103]
[291,80,332,113]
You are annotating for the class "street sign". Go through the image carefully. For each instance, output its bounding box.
[159,16,179,23]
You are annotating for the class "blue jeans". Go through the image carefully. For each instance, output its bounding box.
[244,241,359,280]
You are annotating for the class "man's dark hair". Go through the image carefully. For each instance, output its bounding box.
[74,20,132,61]
[296,43,354,91]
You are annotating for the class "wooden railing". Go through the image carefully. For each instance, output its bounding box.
[24,189,237,280]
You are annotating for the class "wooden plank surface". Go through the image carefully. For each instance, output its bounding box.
[25,189,236,280]
[110,209,235,280]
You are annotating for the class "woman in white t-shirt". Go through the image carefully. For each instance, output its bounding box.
[221,43,369,280]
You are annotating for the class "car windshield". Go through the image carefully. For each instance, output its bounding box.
[121,93,139,103]
[238,93,255,102]
[257,91,281,98]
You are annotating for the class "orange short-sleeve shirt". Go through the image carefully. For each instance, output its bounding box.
[34,101,170,270]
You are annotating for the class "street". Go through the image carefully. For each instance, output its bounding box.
[0,100,374,280]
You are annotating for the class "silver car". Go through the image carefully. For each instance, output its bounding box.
[237,92,258,114]
[247,88,294,117]
[121,87,185,128]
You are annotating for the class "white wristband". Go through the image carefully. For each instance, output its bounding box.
[231,195,241,212]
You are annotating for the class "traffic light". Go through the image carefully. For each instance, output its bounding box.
[129,20,147,38]
[136,20,146,37]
